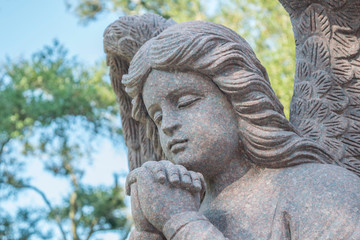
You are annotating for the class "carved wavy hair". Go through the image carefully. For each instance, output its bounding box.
[122,21,335,168]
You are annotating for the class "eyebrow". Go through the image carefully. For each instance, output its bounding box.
[146,88,185,115]
[168,85,202,100]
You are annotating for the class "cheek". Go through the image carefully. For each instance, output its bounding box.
[196,114,239,152]
[158,130,171,160]
[200,98,239,156]
[188,100,239,151]
[193,96,238,136]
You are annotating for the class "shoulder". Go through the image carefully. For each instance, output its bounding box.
[275,163,360,204]
[274,163,360,238]
[278,163,360,194]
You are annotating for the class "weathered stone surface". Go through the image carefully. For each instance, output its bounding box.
[104,2,360,239]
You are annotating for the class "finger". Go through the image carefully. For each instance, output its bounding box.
[143,161,166,184]
[160,161,180,187]
[126,168,142,195]
[177,165,192,189]
[189,171,202,193]
[198,172,207,198]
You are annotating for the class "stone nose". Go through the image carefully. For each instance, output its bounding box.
[161,113,180,136]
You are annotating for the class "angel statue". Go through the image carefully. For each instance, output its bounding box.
[104,0,360,239]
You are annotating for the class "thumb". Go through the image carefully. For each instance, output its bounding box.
[126,168,142,195]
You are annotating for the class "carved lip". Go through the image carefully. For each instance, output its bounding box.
[168,139,188,153]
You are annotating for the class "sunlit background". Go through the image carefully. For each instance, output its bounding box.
[1,1,130,239]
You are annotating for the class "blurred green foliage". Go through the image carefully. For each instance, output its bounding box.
[0,40,118,155]
[66,0,295,117]
[0,41,130,239]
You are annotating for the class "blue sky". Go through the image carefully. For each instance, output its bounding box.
[0,0,117,64]
[1,0,130,239]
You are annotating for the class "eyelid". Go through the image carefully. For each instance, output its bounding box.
[153,111,162,124]
[177,95,202,108]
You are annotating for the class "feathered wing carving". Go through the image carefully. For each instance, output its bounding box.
[279,0,360,176]
[104,14,176,171]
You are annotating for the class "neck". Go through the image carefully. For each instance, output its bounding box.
[201,155,252,208]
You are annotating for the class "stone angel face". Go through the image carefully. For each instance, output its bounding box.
[142,69,242,177]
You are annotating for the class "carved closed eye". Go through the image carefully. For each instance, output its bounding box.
[153,112,162,125]
[177,95,202,109]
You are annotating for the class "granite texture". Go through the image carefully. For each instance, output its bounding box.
[104,1,360,239]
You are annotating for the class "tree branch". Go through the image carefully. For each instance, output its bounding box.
[19,184,68,240]
[0,137,11,161]
[69,191,80,240]
[85,218,98,240]
[64,163,80,240]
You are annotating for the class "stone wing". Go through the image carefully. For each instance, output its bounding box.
[104,14,175,170]
[279,0,360,176]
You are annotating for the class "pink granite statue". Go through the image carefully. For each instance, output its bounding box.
[104,1,360,239]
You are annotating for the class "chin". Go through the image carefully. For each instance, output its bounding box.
[172,154,192,168]
[175,154,212,175]
[172,153,197,169]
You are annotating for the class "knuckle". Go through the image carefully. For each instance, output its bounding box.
[159,160,173,166]
[156,169,165,175]
[169,173,179,179]
[189,171,199,179]
[169,175,180,183]
[198,172,205,180]
[183,172,191,178]
[159,160,173,171]
[142,161,157,168]
[176,164,188,173]
[169,168,179,175]
[182,175,191,183]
